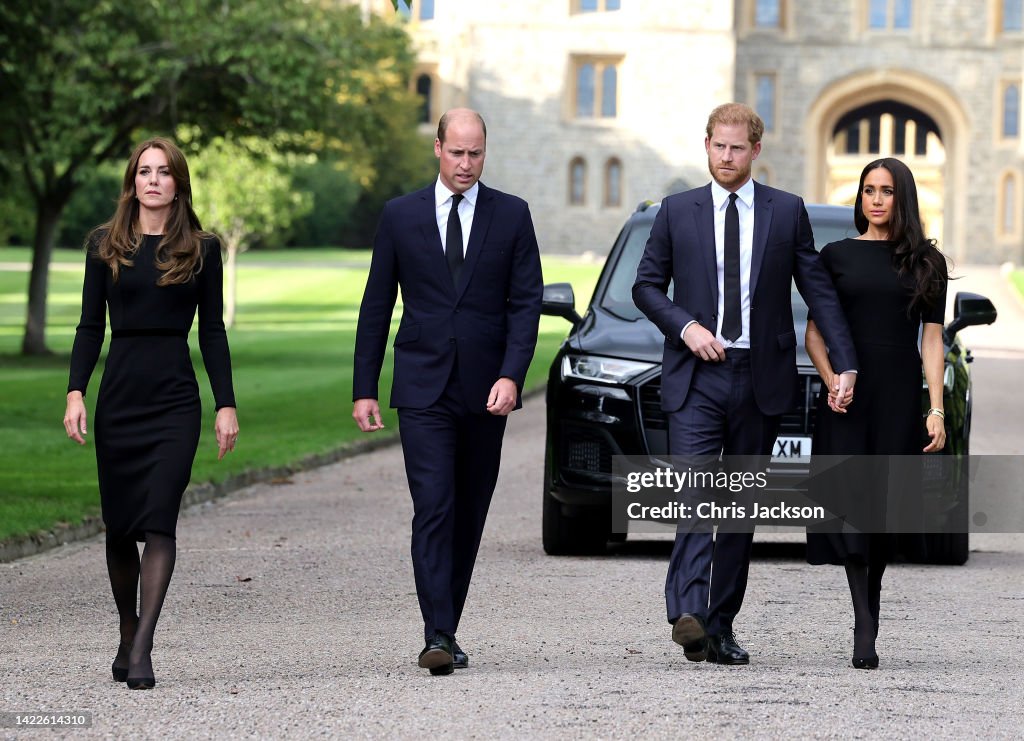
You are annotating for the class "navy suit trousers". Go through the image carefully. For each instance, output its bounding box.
[664,350,780,636]
[397,367,507,640]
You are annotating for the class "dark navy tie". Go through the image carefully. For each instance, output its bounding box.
[722,192,741,342]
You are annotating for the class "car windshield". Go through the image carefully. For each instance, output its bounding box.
[597,208,857,321]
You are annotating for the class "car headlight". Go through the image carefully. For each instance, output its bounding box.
[561,354,657,384]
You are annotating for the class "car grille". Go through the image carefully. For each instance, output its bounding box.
[638,372,821,442]
[560,423,615,475]
[638,382,667,431]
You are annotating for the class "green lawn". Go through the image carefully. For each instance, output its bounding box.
[0,248,602,541]
[1011,269,1024,300]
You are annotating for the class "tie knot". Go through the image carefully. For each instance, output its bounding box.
[451,194,464,209]
[728,192,738,205]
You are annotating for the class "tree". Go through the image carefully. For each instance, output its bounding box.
[0,0,421,354]
[188,135,312,328]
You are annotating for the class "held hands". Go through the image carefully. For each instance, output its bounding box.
[827,371,856,413]
[64,391,88,445]
[682,324,725,362]
[487,377,518,416]
[215,407,239,460]
[353,398,385,432]
[923,413,946,453]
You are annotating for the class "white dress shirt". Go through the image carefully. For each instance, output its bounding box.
[434,178,478,257]
[710,177,755,349]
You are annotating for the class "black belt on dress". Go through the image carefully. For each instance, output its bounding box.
[111,328,188,338]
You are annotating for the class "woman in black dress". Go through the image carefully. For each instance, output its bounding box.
[63,137,238,689]
[805,157,947,669]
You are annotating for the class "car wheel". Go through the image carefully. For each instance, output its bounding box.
[909,447,970,566]
[918,532,969,565]
[542,453,611,555]
[922,442,970,565]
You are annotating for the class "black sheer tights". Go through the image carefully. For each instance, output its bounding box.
[845,554,886,661]
[105,532,176,680]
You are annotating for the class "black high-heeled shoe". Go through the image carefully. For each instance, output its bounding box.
[126,649,155,689]
[126,675,156,690]
[111,641,132,682]
[852,654,879,669]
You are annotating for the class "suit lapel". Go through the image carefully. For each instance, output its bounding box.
[692,185,718,308]
[416,186,458,299]
[749,182,773,300]
[456,182,495,299]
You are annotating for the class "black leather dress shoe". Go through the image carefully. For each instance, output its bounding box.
[418,633,454,676]
[706,628,750,665]
[452,640,468,669]
[671,613,708,662]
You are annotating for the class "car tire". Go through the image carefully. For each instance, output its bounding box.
[906,448,970,566]
[542,489,611,555]
[542,453,611,555]
[918,532,969,565]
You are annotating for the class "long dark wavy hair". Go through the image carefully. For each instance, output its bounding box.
[89,137,211,285]
[853,157,948,313]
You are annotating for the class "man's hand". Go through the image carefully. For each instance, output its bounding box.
[353,398,385,432]
[682,323,725,362]
[486,378,518,416]
[833,371,856,411]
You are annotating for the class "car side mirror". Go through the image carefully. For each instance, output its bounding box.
[542,282,582,328]
[946,292,997,339]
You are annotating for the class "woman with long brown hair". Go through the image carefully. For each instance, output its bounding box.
[63,137,238,689]
[805,157,948,669]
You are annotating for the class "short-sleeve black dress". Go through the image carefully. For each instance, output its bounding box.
[68,234,235,542]
[806,238,946,565]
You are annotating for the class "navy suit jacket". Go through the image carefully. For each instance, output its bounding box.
[353,181,543,411]
[632,182,857,417]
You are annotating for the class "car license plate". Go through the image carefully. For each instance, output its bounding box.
[772,436,811,462]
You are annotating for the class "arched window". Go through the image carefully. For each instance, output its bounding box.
[1003,83,1020,138]
[415,74,432,125]
[569,158,587,205]
[604,158,622,207]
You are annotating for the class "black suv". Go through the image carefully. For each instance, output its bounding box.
[542,201,997,564]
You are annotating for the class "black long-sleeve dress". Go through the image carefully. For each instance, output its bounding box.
[806,238,946,565]
[68,234,235,542]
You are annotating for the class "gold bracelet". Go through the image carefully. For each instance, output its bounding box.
[926,408,945,419]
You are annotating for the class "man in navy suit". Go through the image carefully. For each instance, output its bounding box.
[352,108,543,676]
[633,103,857,665]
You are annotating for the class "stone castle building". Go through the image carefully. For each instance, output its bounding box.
[365,0,1024,263]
